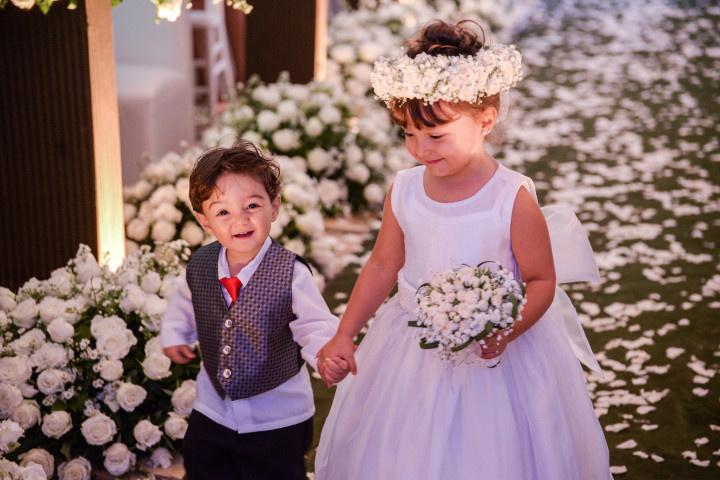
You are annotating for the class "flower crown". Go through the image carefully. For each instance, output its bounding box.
[370,44,523,107]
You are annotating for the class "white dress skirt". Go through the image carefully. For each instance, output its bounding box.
[315,164,612,480]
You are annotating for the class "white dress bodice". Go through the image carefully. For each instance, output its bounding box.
[391,163,536,294]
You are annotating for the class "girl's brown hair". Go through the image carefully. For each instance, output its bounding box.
[389,20,500,129]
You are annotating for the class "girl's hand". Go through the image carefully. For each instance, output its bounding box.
[480,332,509,360]
[319,357,350,387]
[317,333,358,378]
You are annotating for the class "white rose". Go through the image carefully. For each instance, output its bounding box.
[256,110,281,132]
[365,150,384,170]
[75,259,101,284]
[0,310,8,329]
[345,145,363,165]
[149,447,173,469]
[346,78,368,97]
[175,177,190,206]
[17,384,37,398]
[81,413,117,446]
[57,457,91,480]
[283,239,306,256]
[127,179,153,200]
[359,42,384,63]
[126,218,150,242]
[48,268,74,296]
[307,148,332,172]
[284,84,309,102]
[276,99,299,121]
[304,117,324,137]
[0,287,17,312]
[140,272,162,294]
[295,211,325,237]
[171,380,196,416]
[329,44,355,64]
[120,284,146,313]
[363,183,385,205]
[123,203,137,223]
[11,299,38,329]
[317,179,344,207]
[98,359,124,382]
[0,419,24,453]
[95,329,136,360]
[103,443,135,477]
[148,185,177,206]
[143,295,168,320]
[19,448,54,478]
[152,202,183,224]
[10,329,46,356]
[90,315,126,338]
[41,411,72,439]
[133,419,162,451]
[38,297,65,323]
[142,352,172,380]
[240,130,263,145]
[19,461,47,480]
[144,337,163,356]
[346,164,370,184]
[10,0,35,10]
[0,356,32,385]
[318,106,342,125]
[145,156,178,183]
[180,222,205,247]
[272,129,301,152]
[47,318,74,343]
[251,85,282,107]
[36,369,67,395]
[116,383,147,412]
[30,343,68,371]
[349,63,373,84]
[160,274,181,300]
[11,401,41,430]
[151,220,176,242]
[163,412,188,440]
[0,458,20,477]
[0,384,23,418]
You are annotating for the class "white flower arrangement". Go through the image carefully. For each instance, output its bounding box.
[371,43,523,107]
[0,242,199,477]
[206,73,405,215]
[410,262,526,361]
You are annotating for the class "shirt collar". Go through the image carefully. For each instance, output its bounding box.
[217,237,272,286]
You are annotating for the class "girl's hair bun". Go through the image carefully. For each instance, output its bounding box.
[406,20,486,58]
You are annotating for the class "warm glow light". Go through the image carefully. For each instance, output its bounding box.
[314,0,328,80]
[87,0,126,269]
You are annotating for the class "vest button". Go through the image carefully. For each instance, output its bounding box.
[224,319,232,328]
[222,345,231,355]
[222,368,232,379]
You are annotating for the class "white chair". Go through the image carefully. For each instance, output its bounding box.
[113,0,195,185]
[187,0,236,119]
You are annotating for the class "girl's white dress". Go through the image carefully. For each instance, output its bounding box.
[315,164,611,480]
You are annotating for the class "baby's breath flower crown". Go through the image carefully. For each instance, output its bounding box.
[370,44,523,107]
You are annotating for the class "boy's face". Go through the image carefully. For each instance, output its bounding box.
[195,172,280,267]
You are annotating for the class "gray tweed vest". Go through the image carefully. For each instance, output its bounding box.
[186,240,304,400]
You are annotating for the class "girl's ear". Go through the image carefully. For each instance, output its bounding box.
[271,195,281,222]
[476,106,498,135]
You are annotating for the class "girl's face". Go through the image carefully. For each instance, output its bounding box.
[402,103,494,178]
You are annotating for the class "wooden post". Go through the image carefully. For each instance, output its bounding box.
[0,2,125,289]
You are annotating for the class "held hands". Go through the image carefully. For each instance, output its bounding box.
[163,345,196,364]
[317,333,357,387]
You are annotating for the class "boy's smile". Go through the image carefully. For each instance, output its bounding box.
[195,172,280,274]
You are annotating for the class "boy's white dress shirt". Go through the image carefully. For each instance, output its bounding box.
[160,237,338,433]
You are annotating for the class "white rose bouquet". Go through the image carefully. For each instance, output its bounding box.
[410,262,526,362]
[0,242,199,477]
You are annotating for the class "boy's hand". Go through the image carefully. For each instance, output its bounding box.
[163,345,196,364]
[317,333,357,376]
[319,357,350,387]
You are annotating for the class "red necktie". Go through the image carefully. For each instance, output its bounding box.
[220,277,242,304]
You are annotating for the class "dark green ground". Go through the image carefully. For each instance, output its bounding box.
[310,0,719,477]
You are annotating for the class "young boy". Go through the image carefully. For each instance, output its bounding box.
[160,141,346,480]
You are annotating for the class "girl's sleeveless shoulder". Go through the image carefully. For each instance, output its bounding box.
[390,166,423,229]
[494,165,539,227]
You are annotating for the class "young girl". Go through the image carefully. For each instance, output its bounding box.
[314,20,611,479]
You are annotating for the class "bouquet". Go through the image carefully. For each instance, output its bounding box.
[0,242,199,479]
[410,262,526,362]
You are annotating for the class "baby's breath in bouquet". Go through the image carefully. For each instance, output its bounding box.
[410,262,526,363]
